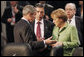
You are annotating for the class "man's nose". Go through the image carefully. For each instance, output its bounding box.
[66,11,70,14]
[38,12,41,15]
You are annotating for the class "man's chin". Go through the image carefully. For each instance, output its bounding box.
[39,17,42,19]
[67,16,71,18]
[37,17,42,20]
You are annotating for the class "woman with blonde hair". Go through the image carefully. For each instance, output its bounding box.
[51,8,80,56]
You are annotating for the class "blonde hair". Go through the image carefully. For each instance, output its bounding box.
[22,5,36,15]
[51,8,67,22]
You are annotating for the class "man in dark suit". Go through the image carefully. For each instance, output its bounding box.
[76,1,83,19]
[14,5,56,56]
[33,2,54,40]
[65,3,83,47]
[1,1,23,43]
[36,2,54,21]
[31,3,55,56]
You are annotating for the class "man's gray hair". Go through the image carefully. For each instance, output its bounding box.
[65,3,76,10]
[22,5,36,15]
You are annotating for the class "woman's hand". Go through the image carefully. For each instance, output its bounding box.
[50,42,63,48]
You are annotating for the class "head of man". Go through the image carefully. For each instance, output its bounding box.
[39,1,46,4]
[65,3,76,19]
[35,3,45,21]
[51,8,67,27]
[10,1,18,7]
[22,5,36,22]
[79,1,83,6]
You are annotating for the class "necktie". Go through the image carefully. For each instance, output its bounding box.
[11,9,15,25]
[36,22,41,38]
[68,20,71,24]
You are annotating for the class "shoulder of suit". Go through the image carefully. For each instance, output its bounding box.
[17,5,23,11]
[44,19,54,25]
[18,5,23,8]
[46,4,54,8]
[75,16,82,21]
[15,19,30,27]
[67,24,76,30]
[14,19,30,32]
[44,19,51,23]
[75,16,81,19]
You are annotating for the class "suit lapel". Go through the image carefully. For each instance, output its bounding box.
[10,7,13,18]
[34,19,48,39]
[32,20,37,40]
[75,16,79,29]
[44,20,48,39]
[32,21,35,33]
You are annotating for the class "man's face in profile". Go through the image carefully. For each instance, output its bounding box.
[28,12,36,22]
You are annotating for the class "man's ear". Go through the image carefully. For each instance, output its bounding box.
[74,9,76,15]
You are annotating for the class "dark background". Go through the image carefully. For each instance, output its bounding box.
[6,1,80,10]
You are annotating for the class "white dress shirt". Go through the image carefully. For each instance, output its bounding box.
[34,19,44,38]
[34,19,47,47]
[67,15,76,27]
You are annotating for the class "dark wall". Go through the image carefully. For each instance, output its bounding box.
[47,1,79,10]
[6,1,80,9]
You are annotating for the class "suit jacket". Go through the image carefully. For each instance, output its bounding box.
[75,16,83,47]
[44,4,54,17]
[76,7,81,17]
[31,19,54,55]
[1,5,23,30]
[32,19,54,39]
[1,5,23,42]
[14,19,45,50]
[52,23,80,56]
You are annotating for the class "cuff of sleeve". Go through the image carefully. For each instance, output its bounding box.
[43,40,47,48]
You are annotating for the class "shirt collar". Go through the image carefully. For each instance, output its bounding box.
[35,18,44,24]
[71,15,75,21]
[21,17,29,23]
[59,22,68,33]
[68,15,75,21]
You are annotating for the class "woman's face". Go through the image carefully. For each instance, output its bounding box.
[53,17,63,27]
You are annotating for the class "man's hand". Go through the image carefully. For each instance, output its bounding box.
[7,18,12,23]
[37,37,45,41]
[45,36,56,45]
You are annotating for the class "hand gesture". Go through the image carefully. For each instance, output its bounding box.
[7,18,12,23]
[37,37,45,41]
[45,36,56,45]
[51,42,63,48]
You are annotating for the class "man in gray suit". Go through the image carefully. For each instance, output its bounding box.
[14,5,56,56]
